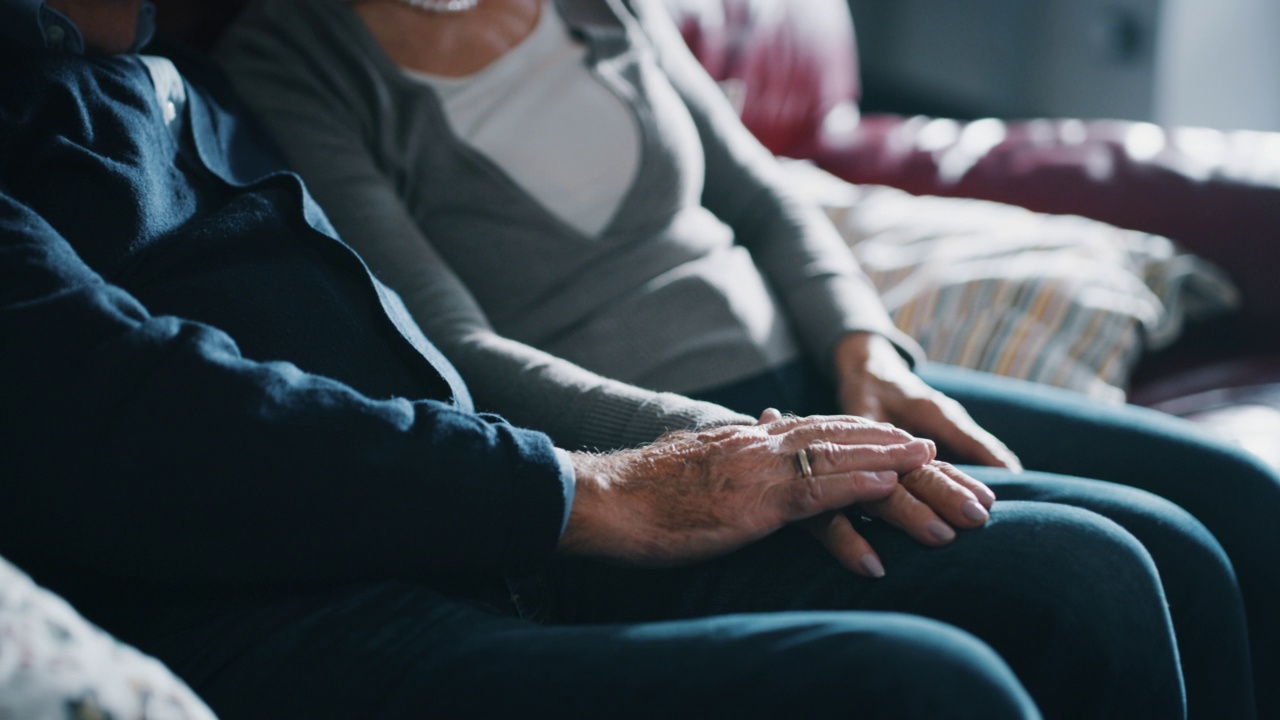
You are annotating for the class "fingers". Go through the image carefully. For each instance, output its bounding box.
[785,417,917,449]
[862,484,956,548]
[755,413,914,446]
[802,463,996,578]
[804,512,885,578]
[831,343,1022,471]
[912,395,1023,472]
[863,463,992,547]
[772,425,937,519]
[753,414,932,474]
[931,460,997,509]
[783,469,899,521]
[805,437,936,477]
[903,463,993,527]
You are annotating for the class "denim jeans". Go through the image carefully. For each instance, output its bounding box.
[143,495,1190,720]
[151,573,1042,719]
[138,364,1269,719]
[696,360,1270,720]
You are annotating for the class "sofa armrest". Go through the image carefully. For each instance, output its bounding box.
[813,114,1280,329]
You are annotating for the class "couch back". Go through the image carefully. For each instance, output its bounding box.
[660,0,861,157]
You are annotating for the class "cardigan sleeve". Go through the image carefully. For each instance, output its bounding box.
[629,0,926,375]
[216,6,754,452]
[0,190,567,588]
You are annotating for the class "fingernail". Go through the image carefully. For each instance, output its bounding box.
[908,438,934,454]
[859,554,886,578]
[873,471,897,486]
[927,520,956,542]
[962,499,990,523]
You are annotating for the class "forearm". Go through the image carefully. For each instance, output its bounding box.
[0,206,566,587]
[451,330,753,450]
[343,201,755,450]
[4,313,566,587]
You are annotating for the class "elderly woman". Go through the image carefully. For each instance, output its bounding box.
[219,0,1278,717]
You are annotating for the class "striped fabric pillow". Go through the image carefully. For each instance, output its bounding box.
[797,173,1239,402]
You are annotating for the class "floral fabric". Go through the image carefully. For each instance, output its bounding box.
[0,556,217,720]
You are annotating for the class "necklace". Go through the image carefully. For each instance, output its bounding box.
[389,0,482,12]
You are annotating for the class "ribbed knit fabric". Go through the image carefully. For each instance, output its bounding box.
[219,0,922,449]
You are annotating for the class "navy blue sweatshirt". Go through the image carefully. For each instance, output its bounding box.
[0,38,568,606]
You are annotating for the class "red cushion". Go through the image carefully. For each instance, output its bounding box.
[662,0,860,159]
[814,115,1280,330]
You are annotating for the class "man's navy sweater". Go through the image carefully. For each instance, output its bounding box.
[0,40,568,617]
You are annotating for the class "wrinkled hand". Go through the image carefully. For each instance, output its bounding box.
[558,415,935,567]
[751,408,995,578]
[834,332,1022,471]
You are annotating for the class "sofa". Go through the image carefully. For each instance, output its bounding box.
[3,0,1276,715]
[661,0,1280,470]
[152,0,1280,471]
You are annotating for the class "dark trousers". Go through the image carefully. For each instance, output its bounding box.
[160,498,1195,720]
[157,568,1046,719]
[696,360,1271,720]
[136,364,1273,720]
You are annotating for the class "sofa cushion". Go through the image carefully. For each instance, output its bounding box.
[0,556,218,720]
[818,116,1280,333]
[781,163,1240,402]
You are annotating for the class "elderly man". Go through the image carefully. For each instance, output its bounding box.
[0,1,1200,718]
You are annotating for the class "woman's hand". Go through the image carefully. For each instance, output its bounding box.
[805,460,996,578]
[833,332,1022,471]
[558,414,936,567]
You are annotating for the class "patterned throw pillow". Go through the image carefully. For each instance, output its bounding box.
[782,161,1240,402]
[0,555,218,720]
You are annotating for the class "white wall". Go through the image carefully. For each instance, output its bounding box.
[846,0,1280,129]
[846,0,1160,121]
[1031,0,1160,120]
[1154,0,1280,131]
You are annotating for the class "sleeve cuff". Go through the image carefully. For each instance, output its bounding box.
[553,447,577,539]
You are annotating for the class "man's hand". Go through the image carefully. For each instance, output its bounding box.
[833,332,1022,471]
[557,415,935,566]
[754,406,998,578]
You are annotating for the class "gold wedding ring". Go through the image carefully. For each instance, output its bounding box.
[795,447,813,480]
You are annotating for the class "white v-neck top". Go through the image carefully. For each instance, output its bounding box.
[404,3,640,236]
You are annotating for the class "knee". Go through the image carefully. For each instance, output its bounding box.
[834,613,1040,720]
[1057,478,1240,589]
[966,500,1168,616]
[941,501,1184,719]
[706,612,1038,720]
